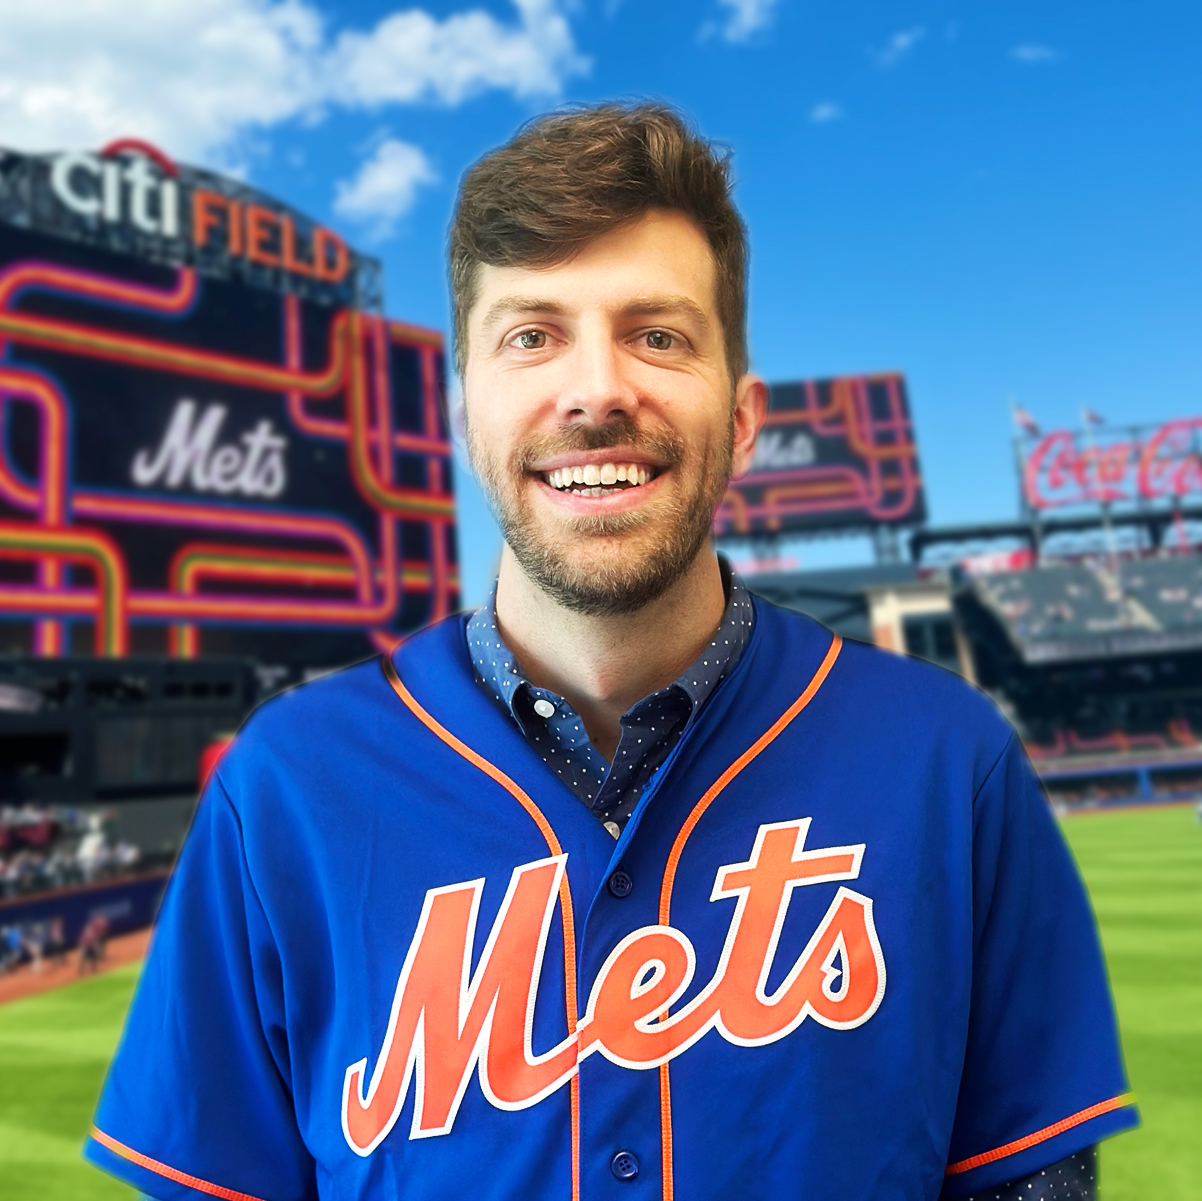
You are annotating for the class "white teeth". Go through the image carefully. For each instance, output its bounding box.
[544,461,655,490]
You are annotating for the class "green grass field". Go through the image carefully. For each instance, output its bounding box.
[1066,805,1202,1199]
[0,804,1198,1200]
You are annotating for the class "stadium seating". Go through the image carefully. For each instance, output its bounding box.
[966,551,1202,669]
[973,562,1131,647]
[1120,557,1202,630]
[0,805,139,898]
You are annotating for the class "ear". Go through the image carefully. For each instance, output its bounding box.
[730,374,768,480]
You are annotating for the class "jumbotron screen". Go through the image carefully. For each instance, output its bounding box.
[715,373,925,537]
[0,142,457,667]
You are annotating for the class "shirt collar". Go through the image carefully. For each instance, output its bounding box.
[466,558,755,727]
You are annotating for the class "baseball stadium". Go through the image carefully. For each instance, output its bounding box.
[0,138,1198,1201]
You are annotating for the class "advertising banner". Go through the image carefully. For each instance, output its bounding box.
[714,373,925,536]
[1023,421,1202,511]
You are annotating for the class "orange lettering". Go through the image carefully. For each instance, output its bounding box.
[313,226,350,283]
[343,821,886,1155]
[281,216,314,277]
[579,820,883,1069]
[579,927,714,1068]
[710,820,867,1043]
[341,855,577,1154]
[245,205,282,268]
[228,200,243,256]
[191,190,229,252]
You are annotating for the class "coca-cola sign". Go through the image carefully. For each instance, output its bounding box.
[1024,419,1202,510]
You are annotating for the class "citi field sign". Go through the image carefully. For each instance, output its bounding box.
[0,140,456,665]
[0,139,369,308]
[1023,419,1202,511]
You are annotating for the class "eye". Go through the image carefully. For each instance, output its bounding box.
[513,329,546,350]
[645,330,674,351]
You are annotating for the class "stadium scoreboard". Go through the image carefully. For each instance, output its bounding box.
[715,373,926,537]
[0,141,457,666]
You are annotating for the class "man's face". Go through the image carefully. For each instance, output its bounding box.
[463,208,764,615]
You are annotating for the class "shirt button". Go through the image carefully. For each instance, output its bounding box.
[533,698,556,718]
[607,870,633,898]
[603,820,621,839]
[610,1150,640,1181]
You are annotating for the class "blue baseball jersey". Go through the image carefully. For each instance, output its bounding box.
[86,599,1136,1200]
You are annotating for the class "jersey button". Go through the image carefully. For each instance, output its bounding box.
[610,1150,640,1181]
[607,870,633,898]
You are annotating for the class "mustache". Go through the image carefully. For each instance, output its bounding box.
[514,418,685,473]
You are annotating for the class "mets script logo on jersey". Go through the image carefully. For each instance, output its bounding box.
[341,818,885,1154]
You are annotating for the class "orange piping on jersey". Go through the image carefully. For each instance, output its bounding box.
[89,1126,268,1201]
[944,1092,1137,1175]
[381,655,580,1201]
[655,632,842,1201]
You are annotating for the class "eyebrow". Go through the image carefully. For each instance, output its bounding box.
[479,293,713,333]
[479,296,569,331]
[621,295,713,332]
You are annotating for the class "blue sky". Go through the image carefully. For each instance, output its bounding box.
[3,0,1199,604]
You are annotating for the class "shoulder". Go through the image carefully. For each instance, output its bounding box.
[218,616,468,786]
[752,594,1015,769]
[213,657,389,795]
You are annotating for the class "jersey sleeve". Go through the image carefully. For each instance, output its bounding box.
[940,735,1137,1199]
[84,773,317,1201]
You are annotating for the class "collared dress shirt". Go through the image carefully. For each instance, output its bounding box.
[466,560,754,834]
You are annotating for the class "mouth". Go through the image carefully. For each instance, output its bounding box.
[540,460,661,499]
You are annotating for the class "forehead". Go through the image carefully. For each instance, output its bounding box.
[469,209,718,325]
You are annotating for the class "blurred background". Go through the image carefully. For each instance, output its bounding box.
[0,1,1198,1198]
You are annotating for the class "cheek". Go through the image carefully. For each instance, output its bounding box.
[463,377,514,448]
[465,367,552,441]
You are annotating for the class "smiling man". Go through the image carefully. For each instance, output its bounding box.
[87,104,1135,1201]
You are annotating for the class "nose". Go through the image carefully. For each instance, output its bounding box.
[554,326,639,427]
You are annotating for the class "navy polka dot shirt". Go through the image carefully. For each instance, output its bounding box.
[467,560,754,836]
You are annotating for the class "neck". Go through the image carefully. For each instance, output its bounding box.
[493,545,727,760]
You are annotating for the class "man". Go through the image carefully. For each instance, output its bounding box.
[87,104,1135,1201]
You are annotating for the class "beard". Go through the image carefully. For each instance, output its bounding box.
[469,413,734,616]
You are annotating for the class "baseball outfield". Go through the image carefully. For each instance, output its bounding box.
[0,803,1198,1201]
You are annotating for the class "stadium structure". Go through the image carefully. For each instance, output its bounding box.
[716,389,1202,814]
[0,139,457,957]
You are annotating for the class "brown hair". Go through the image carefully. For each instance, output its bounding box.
[449,102,748,381]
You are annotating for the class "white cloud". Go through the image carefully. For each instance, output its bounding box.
[869,25,925,68]
[712,0,780,42]
[0,0,586,166]
[1010,43,1058,64]
[809,102,843,124]
[327,0,585,108]
[333,137,437,239]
